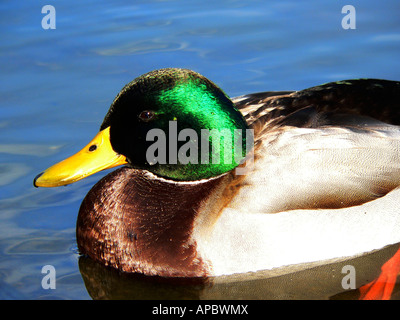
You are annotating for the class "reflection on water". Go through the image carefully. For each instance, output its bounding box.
[93,39,187,56]
[0,230,87,300]
[1,0,400,299]
[79,244,400,300]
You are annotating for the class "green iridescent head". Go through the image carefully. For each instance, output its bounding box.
[101,68,251,181]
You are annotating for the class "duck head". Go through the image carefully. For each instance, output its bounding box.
[34,68,251,186]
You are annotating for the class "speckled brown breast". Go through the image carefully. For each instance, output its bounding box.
[76,166,227,277]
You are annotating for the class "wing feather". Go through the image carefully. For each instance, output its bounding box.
[230,79,400,212]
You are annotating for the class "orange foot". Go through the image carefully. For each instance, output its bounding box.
[359,245,400,300]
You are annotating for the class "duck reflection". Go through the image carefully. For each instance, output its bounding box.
[78,243,400,300]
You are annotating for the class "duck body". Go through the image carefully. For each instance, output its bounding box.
[35,69,400,278]
[76,167,400,278]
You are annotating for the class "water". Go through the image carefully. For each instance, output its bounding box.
[1,0,400,300]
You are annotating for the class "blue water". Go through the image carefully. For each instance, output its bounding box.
[1,0,400,300]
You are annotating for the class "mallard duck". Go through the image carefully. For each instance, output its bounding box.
[34,68,400,298]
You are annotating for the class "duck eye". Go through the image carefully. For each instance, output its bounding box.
[88,144,97,152]
[138,110,155,122]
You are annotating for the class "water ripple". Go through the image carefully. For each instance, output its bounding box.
[93,39,187,56]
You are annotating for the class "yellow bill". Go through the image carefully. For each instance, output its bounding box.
[34,126,127,187]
